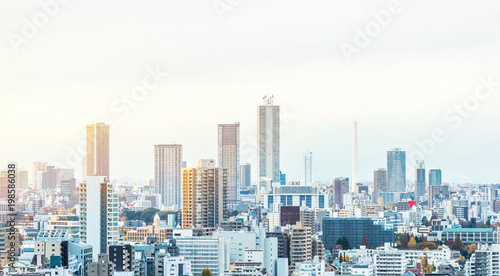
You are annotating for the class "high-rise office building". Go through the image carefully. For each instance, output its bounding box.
[218,123,240,201]
[429,169,442,186]
[154,144,183,207]
[333,177,350,208]
[387,148,406,193]
[415,161,426,203]
[240,163,251,189]
[32,161,47,190]
[373,168,387,204]
[301,152,314,186]
[257,95,280,200]
[79,176,118,260]
[41,166,74,191]
[85,123,110,181]
[429,185,449,209]
[181,159,227,229]
[352,121,358,193]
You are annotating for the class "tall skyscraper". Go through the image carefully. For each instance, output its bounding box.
[257,95,280,200]
[415,161,426,203]
[300,152,314,186]
[429,169,442,186]
[154,144,182,207]
[32,161,47,190]
[352,121,358,193]
[333,177,349,208]
[85,123,110,181]
[217,123,240,201]
[182,159,227,229]
[41,166,74,190]
[240,163,251,189]
[373,168,387,204]
[79,176,118,260]
[387,148,406,193]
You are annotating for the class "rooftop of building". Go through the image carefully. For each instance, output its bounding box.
[442,228,494,233]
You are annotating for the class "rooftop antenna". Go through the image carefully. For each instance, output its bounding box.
[263,94,274,105]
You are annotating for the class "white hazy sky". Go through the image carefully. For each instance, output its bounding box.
[1,0,500,184]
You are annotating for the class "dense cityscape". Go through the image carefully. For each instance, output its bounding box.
[1,95,499,276]
[2,0,500,276]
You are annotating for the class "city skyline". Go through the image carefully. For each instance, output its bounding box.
[2,1,500,275]
[2,1,500,184]
[4,115,499,186]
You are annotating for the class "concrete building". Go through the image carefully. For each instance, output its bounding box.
[322,218,394,252]
[87,254,113,276]
[258,95,280,200]
[32,161,48,190]
[154,144,183,208]
[218,123,240,201]
[290,222,312,273]
[213,227,279,276]
[79,176,118,260]
[175,236,229,276]
[164,256,192,276]
[442,228,496,245]
[334,177,349,208]
[429,169,442,186]
[41,166,74,191]
[281,206,301,227]
[46,211,79,238]
[264,186,328,209]
[300,210,315,234]
[108,245,133,272]
[374,248,406,276]
[466,244,500,276]
[429,184,450,209]
[181,159,228,228]
[85,123,110,181]
[240,163,251,189]
[301,152,314,186]
[387,148,406,193]
[415,161,425,203]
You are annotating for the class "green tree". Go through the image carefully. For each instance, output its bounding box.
[140,208,160,224]
[336,235,350,250]
[460,249,468,258]
[201,268,212,276]
[422,216,429,226]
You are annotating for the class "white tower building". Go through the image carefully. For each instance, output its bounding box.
[257,95,280,201]
[154,144,183,208]
[79,175,118,260]
[301,152,314,186]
